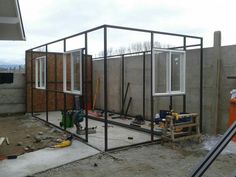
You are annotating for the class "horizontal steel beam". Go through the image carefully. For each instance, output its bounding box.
[88,115,162,136]
[105,24,203,39]
[27,24,203,52]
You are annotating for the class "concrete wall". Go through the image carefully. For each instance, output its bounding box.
[0,73,25,114]
[219,45,236,132]
[93,52,201,120]
[202,32,236,134]
[92,33,236,134]
[93,55,153,117]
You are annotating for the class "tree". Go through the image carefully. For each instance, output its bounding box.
[96,40,168,57]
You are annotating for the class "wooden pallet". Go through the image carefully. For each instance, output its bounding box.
[162,113,201,142]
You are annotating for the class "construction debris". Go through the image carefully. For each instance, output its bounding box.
[130,115,145,127]
[24,147,29,151]
[76,127,97,135]
[17,142,23,146]
[6,155,18,159]
[0,155,18,161]
[34,136,42,143]
[38,131,43,135]
[0,115,70,157]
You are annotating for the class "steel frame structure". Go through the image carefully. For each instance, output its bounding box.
[25,24,203,151]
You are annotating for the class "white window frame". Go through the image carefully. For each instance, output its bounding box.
[152,48,186,96]
[63,49,83,95]
[35,56,46,89]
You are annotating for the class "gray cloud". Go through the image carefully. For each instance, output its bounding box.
[0,0,236,64]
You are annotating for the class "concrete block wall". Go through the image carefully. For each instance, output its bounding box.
[92,33,236,134]
[217,45,236,133]
[93,55,153,118]
[201,32,236,134]
[0,73,25,114]
[93,52,202,121]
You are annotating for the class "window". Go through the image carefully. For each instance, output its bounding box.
[152,49,186,96]
[63,49,83,95]
[35,56,46,89]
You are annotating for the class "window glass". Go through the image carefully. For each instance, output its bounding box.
[35,56,46,89]
[41,59,45,88]
[171,52,181,91]
[63,49,82,95]
[153,49,185,96]
[154,51,168,94]
[72,51,81,91]
[65,54,71,91]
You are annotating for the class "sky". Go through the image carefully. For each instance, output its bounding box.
[0,0,236,64]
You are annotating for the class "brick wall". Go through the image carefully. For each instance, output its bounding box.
[26,52,76,112]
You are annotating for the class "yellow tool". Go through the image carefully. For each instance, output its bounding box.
[52,140,72,148]
[158,122,165,128]
[171,111,182,132]
[174,127,183,132]
[171,111,180,120]
[52,135,73,148]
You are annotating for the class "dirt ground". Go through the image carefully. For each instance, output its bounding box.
[33,141,236,177]
[0,114,67,157]
[0,115,235,177]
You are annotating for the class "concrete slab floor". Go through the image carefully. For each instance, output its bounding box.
[33,142,236,177]
[0,140,99,177]
[37,111,160,150]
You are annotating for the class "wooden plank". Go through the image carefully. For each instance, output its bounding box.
[166,113,198,119]
[173,131,189,136]
[165,131,189,136]
[0,137,5,146]
[162,113,201,142]
[172,134,201,142]
[174,123,199,129]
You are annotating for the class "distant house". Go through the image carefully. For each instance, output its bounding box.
[0,0,25,40]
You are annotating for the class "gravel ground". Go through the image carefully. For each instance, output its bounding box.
[33,140,236,177]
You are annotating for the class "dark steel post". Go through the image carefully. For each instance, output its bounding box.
[25,51,28,113]
[45,45,49,122]
[63,39,67,130]
[121,55,124,116]
[90,55,93,111]
[30,50,33,116]
[150,33,154,141]
[104,26,108,151]
[54,54,58,110]
[143,52,146,119]
[63,93,67,130]
[183,37,186,113]
[200,38,203,132]
[169,96,173,110]
[85,33,88,142]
